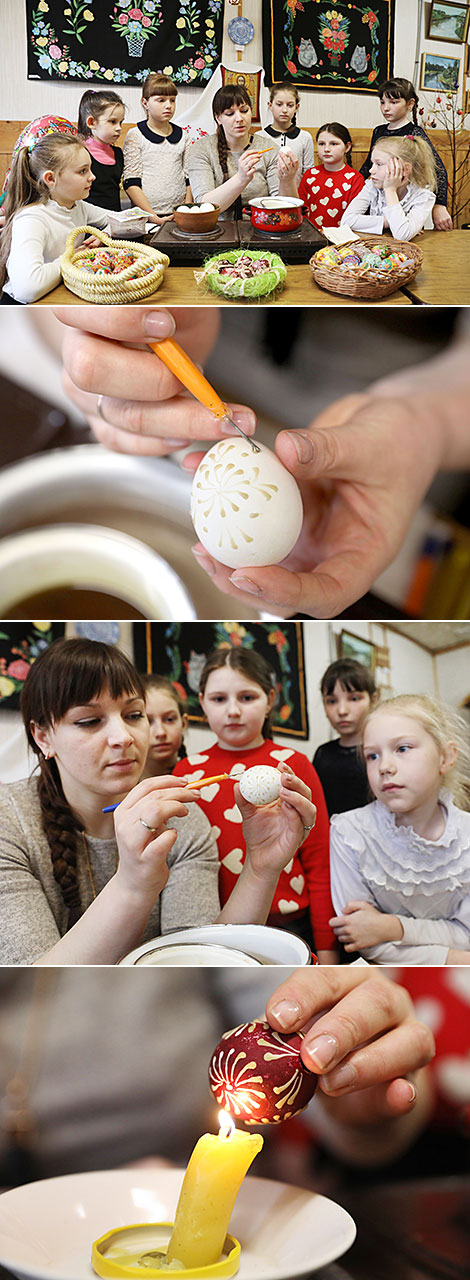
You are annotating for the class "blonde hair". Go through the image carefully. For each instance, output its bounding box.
[364,694,470,809]
[372,134,436,191]
[0,134,88,290]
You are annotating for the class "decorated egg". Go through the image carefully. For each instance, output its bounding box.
[190,438,303,569]
[208,1019,317,1124]
[315,246,340,267]
[238,765,281,806]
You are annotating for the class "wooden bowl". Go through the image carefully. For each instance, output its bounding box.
[173,204,220,233]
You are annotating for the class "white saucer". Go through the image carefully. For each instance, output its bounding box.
[0,1168,356,1280]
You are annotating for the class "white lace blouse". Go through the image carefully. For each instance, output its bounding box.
[330,795,470,964]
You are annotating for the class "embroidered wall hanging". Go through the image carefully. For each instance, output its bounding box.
[262,1,395,93]
[133,620,309,738]
[0,623,65,712]
[26,0,224,87]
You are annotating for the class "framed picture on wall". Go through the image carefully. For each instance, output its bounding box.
[0,622,65,712]
[133,621,309,738]
[420,51,461,90]
[336,629,376,674]
[464,41,470,75]
[428,3,470,45]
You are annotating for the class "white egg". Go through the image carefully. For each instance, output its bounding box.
[190,438,303,568]
[175,205,189,212]
[238,765,281,806]
[199,202,215,211]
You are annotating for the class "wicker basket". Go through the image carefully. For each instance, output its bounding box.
[60,226,170,302]
[309,234,423,300]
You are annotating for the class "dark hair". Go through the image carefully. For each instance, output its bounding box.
[320,658,377,699]
[141,673,187,759]
[77,89,125,139]
[199,647,277,738]
[21,638,145,927]
[141,72,178,104]
[268,81,299,126]
[316,121,353,159]
[212,85,252,180]
[378,77,418,125]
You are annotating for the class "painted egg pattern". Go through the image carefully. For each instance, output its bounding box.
[208,1019,317,1124]
[238,765,281,806]
[190,438,303,569]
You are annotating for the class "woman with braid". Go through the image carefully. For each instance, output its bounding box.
[186,84,299,218]
[0,638,316,965]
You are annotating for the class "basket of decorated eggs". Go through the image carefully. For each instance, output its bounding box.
[61,226,170,302]
[309,234,423,299]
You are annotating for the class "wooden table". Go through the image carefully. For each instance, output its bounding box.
[33,228,469,306]
[35,262,411,307]
[403,228,470,305]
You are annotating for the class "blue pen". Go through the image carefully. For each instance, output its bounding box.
[103,803,120,813]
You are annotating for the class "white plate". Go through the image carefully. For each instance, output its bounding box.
[0,1168,356,1280]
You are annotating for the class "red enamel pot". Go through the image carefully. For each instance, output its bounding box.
[249,197,304,232]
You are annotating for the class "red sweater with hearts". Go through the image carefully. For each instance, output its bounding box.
[173,739,335,949]
[299,163,365,229]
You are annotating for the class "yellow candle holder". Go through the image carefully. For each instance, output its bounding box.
[92,1223,241,1280]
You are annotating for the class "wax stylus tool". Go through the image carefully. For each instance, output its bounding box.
[148,337,260,453]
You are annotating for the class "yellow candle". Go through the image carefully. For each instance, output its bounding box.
[166,1113,263,1269]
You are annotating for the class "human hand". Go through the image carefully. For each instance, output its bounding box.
[277,148,298,179]
[81,235,105,248]
[237,763,316,875]
[190,389,443,617]
[237,149,265,186]
[265,967,435,1124]
[152,212,174,225]
[383,156,407,191]
[432,203,453,231]
[54,305,256,457]
[114,774,201,897]
[329,900,404,950]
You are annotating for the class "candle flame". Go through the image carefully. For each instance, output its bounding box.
[218,1109,235,1139]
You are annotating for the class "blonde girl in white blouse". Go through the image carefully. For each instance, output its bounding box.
[329,694,470,966]
[341,134,436,240]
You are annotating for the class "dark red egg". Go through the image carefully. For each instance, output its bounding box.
[208,1019,317,1124]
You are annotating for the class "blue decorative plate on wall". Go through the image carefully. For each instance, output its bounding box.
[228,17,255,46]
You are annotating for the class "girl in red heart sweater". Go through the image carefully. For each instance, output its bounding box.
[298,121,364,231]
[173,646,338,963]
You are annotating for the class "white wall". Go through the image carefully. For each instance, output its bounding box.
[1,624,469,784]
[2,0,465,128]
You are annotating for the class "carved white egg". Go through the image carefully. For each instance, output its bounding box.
[238,765,281,806]
[190,439,303,568]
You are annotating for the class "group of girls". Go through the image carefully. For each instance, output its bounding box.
[0,73,452,303]
[0,636,469,968]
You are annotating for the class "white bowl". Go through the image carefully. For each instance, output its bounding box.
[0,1168,356,1280]
[0,524,195,619]
[119,925,313,967]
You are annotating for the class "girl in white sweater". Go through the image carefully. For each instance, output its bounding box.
[0,133,108,303]
[341,134,436,240]
[329,694,470,966]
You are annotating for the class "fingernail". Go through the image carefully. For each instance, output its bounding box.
[192,547,216,576]
[229,575,262,596]
[269,998,301,1029]
[405,1081,417,1104]
[227,409,256,433]
[285,431,314,464]
[143,311,176,338]
[321,1062,357,1091]
[163,438,187,448]
[303,1034,338,1070]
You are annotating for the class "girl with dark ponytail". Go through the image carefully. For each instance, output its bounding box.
[186,84,300,217]
[0,638,316,964]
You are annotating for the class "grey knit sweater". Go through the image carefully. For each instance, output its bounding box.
[0,777,220,965]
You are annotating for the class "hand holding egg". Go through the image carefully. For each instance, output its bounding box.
[237,764,316,881]
[209,1018,317,1124]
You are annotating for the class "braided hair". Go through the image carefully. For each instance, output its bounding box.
[212,85,252,180]
[21,638,146,928]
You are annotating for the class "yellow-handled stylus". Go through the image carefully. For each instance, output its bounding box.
[148,337,260,451]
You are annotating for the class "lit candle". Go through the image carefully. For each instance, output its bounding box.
[166,1112,263,1269]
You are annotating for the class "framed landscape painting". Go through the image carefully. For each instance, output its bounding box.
[420,51,461,90]
[428,3,470,44]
